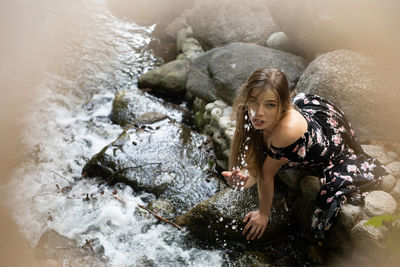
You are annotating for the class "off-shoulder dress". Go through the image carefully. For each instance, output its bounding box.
[266,93,387,240]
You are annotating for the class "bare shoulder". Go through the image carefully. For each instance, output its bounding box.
[270,109,308,148]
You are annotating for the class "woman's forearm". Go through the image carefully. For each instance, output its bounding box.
[257,175,274,216]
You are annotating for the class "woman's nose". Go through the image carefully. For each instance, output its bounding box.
[255,104,264,116]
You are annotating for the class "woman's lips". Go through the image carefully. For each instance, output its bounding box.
[253,119,264,127]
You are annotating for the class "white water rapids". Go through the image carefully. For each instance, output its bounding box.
[0,0,223,265]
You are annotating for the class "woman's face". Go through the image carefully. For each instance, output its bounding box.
[246,88,279,132]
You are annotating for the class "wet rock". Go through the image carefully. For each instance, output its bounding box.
[385,161,400,178]
[82,120,219,213]
[33,230,105,266]
[111,90,172,127]
[364,190,398,217]
[138,59,190,95]
[234,251,270,266]
[208,43,306,104]
[266,32,299,55]
[178,37,204,60]
[186,0,278,50]
[379,174,397,193]
[186,48,221,103]
[148,199,175,218]
[135,112,168,125]
[176,185,292,245]
[297,49,400,142]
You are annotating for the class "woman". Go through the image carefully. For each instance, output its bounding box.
[222,67,387,242]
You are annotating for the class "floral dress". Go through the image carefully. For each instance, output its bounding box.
[266,93,388,240]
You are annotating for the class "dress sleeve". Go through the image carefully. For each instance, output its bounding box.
[267,135,308,161]
[267,145,287,160]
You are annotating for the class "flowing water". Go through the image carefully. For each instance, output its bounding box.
[1,0,224,265]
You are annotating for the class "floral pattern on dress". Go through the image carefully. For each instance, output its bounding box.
[267,93,387,241]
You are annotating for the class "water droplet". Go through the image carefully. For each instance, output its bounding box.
[232,225,237,230]
[219,217,224,222]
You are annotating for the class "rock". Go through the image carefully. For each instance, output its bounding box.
[276,168,302,190]
[135,112,168,124]
[291,176,321,231]
[33,230,104,266]
[299,176,321,203]
[266,32,299,55]
[186,0,279,50]
[138,59,190,95]
[364,190,397,217]
[208,42,307,104]
[350,220,388,258]
[337,204,363,231]
[110,90,172,127]
[391,180,400,199]
[379,174,397,193]
[82,120,219,212]
[235,251,270,266]
[266,0,400,60]
[177,185,292,245]
[385,161,400,178]
[176,27,193,52]
[148,199,175,218]
[297,49,400,143]
[361,145,393,165]
[186,48,221,103]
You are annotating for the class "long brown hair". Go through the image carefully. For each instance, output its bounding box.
[229,67,291,177]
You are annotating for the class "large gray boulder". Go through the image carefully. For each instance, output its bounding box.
[177,185,292,246]
[186,47,222,103]
[82,119,219,213]
[189,42,307,104]
[186,0,279,50]
[266,0,400,60]
[210,43,307,104]
[297,49,400,143]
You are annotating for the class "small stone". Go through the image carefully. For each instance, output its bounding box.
[224,127,235,142]
[391,179,400,199]
[223,106,232,117]
[214,100,227,109]
[364,190,397,217]
[385,161,400,178]
[379,174,397,192]
[218,116,233,130]
[205,102,215,112]
[210,107,223,123]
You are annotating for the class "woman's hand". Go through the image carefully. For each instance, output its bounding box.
[242,210,269,240]
[221,169,249,190]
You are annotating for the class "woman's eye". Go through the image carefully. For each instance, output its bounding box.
[264,103,275,108]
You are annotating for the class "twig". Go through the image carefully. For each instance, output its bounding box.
[51,171,74,184]
[138,204,182,231]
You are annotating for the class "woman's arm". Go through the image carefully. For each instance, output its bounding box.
[242,156,288,240]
